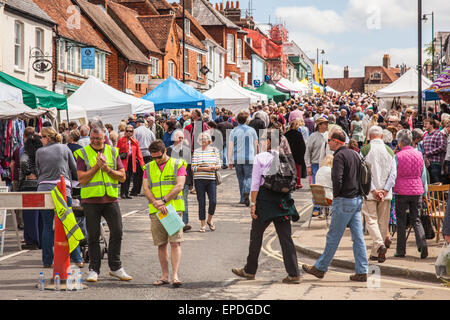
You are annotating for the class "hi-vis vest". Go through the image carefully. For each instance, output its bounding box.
[74,144,120,199]
[51,186,84,253]
[145,157,185,214]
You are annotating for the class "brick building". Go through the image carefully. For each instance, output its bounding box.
[190,0,246,85]
[77,0,151,97]
[34,0,112,96]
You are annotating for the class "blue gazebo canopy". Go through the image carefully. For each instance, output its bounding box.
[142,76,215,112]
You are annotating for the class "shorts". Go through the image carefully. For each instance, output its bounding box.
[150,212,184,246]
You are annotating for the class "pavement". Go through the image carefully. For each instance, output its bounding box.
[291,199,446,284]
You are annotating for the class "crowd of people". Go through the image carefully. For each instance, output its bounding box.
[2,88,450,285]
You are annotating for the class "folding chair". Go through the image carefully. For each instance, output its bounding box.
[425,184,449,243]
[309,184,332,228]
[0,186,21,256]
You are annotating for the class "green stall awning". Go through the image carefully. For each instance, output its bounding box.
[255,83,289,103]
[0,71,68,110]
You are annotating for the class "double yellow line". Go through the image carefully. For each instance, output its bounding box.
[261,205,450,292]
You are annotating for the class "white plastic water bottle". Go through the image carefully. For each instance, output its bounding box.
[75,271,83,291]
[38,272,45,291]
[66,272,73,291]
[54,273,61,292]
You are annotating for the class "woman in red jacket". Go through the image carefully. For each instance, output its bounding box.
[117,125,144,199]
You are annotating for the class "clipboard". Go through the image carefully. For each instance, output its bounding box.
[156,204,185,236]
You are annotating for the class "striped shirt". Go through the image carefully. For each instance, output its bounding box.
[192,147,221,180]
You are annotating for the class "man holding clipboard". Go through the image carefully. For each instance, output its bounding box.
[143,140,187,288]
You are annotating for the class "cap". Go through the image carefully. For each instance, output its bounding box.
[136,118,145,123]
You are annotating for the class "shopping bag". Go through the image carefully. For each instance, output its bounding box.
[156,204,185,236]
[435,242,450,281]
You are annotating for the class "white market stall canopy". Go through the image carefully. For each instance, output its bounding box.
[208,77,268,105]
[0,82,24,103]
[0,100,57,120]
[67,76,155,126]
[326,86,340,94]
[376,68,433,98]
[204,79,252,114]
[276,78,307,94]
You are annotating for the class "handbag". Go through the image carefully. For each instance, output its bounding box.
[421,198,436,240]
[215,170,222,185]
[119,153,127,160]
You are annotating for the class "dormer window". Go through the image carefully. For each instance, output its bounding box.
[370,72,382,81]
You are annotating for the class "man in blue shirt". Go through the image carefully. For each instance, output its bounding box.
[228,111,259,206]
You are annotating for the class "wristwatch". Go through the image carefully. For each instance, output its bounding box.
[162,197,167,204]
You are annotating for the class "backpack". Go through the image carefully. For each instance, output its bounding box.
[262,151,297,194]
[358,154,372,200]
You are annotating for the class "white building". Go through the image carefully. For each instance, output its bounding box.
[205,38,226,90]
[0,0,55,90]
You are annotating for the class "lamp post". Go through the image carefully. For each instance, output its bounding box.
[322,60,328,90]
[423,11,434,80]
[182,0,186,83]
[417,0,423,129]
[316,49,325,85]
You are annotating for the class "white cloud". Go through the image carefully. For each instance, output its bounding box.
[275,6,348,35]
[360,47,427,69]
[323,63,364,78]
[287,31,335,59]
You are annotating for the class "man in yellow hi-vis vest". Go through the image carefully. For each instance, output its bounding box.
[143,140,186,288]
[75,126,132,283]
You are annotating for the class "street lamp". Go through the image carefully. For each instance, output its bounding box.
[316,49,325,85]
[417,0,423,129]
[423,12,434,80]
[182,0,186,83]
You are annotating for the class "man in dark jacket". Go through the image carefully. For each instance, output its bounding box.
[217,115,235,169]
[302,130,369,282]
[249,113,266,138]
[336,109,350,135]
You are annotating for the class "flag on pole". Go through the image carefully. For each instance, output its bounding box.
[314,63,319,83]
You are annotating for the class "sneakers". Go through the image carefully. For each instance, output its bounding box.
[109,267,133,281]
[377,245,387,263]
[349,274,367,282]
[282,275,301,284]
[302,264,325,279]
[87,270,98,282]
[231,268,255,280]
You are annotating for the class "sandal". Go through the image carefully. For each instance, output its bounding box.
[172,280,183,288]
[207,222,216,231]
[153,279,170,286]
[199,226,206,233]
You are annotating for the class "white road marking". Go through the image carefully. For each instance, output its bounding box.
[0,250,29,262]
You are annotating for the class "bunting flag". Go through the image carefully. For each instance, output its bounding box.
[320,64,324,86]
[314,63,319,84]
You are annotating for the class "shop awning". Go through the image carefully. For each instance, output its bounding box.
[0,71,68,110]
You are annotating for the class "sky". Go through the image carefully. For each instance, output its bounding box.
[211,0,450,78]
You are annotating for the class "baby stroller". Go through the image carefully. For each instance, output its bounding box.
[72,186,108,263]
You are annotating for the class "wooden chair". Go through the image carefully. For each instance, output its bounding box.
[309,184,332,228]
[425,184,449,243]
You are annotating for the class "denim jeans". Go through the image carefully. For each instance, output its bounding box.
[41,197,83,266]
[182,184,190,225]
[315,196,368,275]
[194,179,217,221]
[235,164,253,202]
[311,163,320,212]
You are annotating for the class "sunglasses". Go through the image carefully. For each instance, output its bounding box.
[152,154,164,159]
[126,130,134,133]
[42,135,48,139]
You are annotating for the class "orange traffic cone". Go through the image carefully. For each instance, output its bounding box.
[53,175,71,281]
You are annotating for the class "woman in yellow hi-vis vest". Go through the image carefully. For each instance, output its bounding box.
[142,140,186,288]
[75,126,132,283]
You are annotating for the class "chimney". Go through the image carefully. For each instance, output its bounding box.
[230,1,234,9]
[344,66,349,79]
[383,54,390,68]
[236,1,240,9]
[226,1,230,9]
[220,2,223,11]
[215,3,219,10]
